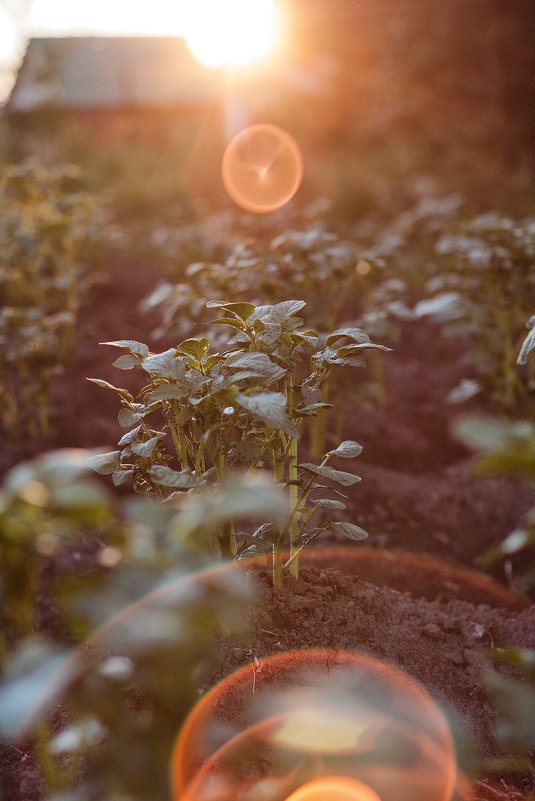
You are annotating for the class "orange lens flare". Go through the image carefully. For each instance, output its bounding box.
[221,123,303,213]
[170,648,458,801]
[286,776,383,801]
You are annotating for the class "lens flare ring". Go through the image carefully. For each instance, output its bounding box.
[221,123,303,213]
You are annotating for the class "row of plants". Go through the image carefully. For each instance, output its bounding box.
[0,161,104,440]
[359,199,535,411]
[1,160,535,797]
[140,197,535,415]
[451,318,535,784]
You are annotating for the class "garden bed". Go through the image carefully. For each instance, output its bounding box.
[1,236,534,800]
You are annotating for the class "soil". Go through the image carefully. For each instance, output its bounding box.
[1,246,534,801]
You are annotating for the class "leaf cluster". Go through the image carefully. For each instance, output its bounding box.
[89,300,387,583]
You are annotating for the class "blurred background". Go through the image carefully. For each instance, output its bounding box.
[1,0,534,219]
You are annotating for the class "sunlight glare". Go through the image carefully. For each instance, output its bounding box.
[0,8,20,66]
[184,0,279,68]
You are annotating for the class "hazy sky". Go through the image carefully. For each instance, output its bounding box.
[0,1,191,65]
[0,0,279,101]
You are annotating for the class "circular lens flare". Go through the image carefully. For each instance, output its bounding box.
[171,648,458,801]
[286,776,383,801]
[221,124,303,213]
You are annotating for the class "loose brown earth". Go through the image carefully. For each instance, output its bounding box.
[1,247,534,801]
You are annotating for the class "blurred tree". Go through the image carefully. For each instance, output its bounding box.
[279,0,535,166]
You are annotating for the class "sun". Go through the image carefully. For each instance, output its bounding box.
[183,0,279,69]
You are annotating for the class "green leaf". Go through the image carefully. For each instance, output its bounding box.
[86,451,121,475]
[231,440,265,463]
[270,300,306,322]
[178,337,210,361]
[312,347,365,368]
[148,466,201,488]
[174,477,287,532]
[327,440,363,459]
[453,415,519,453]
[326,327,371,347]
[142,349,187,379]
[51,481,110,512]
[0,643,67,739]
[118,426,142,447]
[301,385,322,405]
[311,498,347,510]
[147,384,185,403]
[86,378,134,402]
[482,670,535,752]
[330,521,368,540]
[517,322,535,365]
[295,402,333,416]
[337,343,391,355]
[236,391,299,437]
[298,463,361,486]
[131,437,160,458]
[206,301,256,321]
[204,354,224,371]
[112,469,134,487]
[112,354,142,370]
[209,317,248,333]
[294,330,319,346]
[226,352,286,385]
[237,542,271,559]
[101,340,149,358]
[118,407,142,427]
[249,522,279,545]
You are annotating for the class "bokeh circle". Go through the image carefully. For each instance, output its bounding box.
[221,123,304,213]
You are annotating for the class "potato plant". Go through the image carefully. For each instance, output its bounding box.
[89,300,389,586]
[142,228,375,339]
[0,162,100,439]
[397,211,535,409]
[141,227,395,454]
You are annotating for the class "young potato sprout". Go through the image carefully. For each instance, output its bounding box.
[89,300,389,587]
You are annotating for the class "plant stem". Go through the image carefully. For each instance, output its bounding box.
[309,381,330,458]
[215,449,236,557]
[288,434,299,577]
[170,401,188,469]
[272,439,285,589]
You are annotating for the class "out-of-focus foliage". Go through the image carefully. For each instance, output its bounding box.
[353,197,535,410]
[423,214,535,409]
[0,449,117,660]
[454,415,535,591]
[141,227,381,339]
[0,448,285,801]
[517,314,535,380]
[475,647,535,781]
[0,162,102,439]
